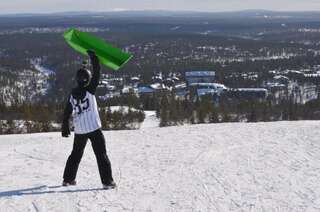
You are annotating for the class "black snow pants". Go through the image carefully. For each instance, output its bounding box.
[63,129,114,184]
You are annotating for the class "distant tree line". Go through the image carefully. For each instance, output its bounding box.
[0,99,146,134]
[0,102,61,134]
[100,107,145,130]
[2,87,320,134]
[137,91,320,127]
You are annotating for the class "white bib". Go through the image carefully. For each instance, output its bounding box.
[70,91,101,134]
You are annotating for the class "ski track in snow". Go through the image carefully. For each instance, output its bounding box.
[1,121,320,211]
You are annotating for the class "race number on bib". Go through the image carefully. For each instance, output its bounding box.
[74,98,90,115]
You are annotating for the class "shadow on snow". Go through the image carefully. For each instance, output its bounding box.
[0,185,106,197]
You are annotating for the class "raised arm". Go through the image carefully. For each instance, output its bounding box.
[87,50,100,94]
[61,95,73,137]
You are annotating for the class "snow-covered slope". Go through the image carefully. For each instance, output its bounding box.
[140,111,159,129]
[1,121,320,211]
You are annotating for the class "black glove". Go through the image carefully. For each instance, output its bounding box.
[87,50,97,59]
[61,122,71,138]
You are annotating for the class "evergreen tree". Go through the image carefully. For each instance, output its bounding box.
[209,105,219,123]
[169,93,179,125]
[159,96,169,127]
[100,107,108,130]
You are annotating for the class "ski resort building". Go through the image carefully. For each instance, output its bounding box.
[185,71,226,99]
[225,88,268,101]
[185,71,216,86]
[189,82,227,97]
[289,83,318,104]
[138,86,156,94]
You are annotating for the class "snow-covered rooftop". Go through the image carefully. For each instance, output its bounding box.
[189,82,227,90]
[236,88,268,92]
[185,71,215,77]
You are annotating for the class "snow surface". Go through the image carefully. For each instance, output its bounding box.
[34,64,55,76]
[1,121,320,211]
[140,111,159,129]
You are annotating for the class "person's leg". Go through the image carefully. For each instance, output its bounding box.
[63,134,88,183]
[89,129,114,185]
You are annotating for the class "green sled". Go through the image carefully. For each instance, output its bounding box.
[63,28,132,71]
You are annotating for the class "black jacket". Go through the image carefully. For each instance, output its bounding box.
[61,53,100,137]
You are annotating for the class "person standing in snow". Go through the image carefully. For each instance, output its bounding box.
[61,50,116,189]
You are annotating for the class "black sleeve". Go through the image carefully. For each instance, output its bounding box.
[61,95,73,136]
[87,54,100,94]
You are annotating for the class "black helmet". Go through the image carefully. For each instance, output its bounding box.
[76,68,92,88]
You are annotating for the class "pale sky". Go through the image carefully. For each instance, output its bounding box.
[1,0,320,14]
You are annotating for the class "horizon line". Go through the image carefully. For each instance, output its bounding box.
[2,8,320,16]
